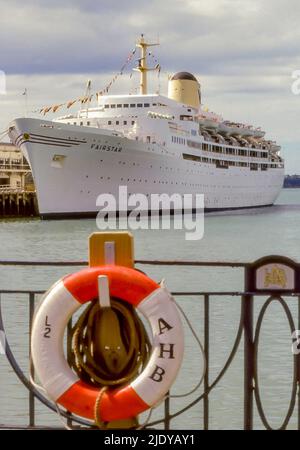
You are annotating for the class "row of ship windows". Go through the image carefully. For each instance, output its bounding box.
[103,159,281,176]
[69,121,91,126]
[68,120,136,127]
[98,175,205,188]
[182,153,281,169]
[171,136,186,145]
[103,103,154,109]
[188,140,269,158]
[108,120,135,126]
[96,176,276,189]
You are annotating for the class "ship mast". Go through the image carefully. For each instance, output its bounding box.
[133,34,159,95]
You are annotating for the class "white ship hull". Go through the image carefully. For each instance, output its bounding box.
[9,118,284,218]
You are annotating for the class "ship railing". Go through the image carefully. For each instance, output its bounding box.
[0,256,300,430]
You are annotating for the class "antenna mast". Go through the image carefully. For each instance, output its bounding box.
[85,79,91,119]
[133,34,159,95]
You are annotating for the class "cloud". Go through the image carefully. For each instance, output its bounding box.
[0,0,299,173]
[1,0,300,75]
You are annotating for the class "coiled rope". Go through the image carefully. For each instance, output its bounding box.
[68,298,151,428]
[30,295,206,430]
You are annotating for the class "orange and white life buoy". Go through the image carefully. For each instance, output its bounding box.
[31,265,184,422]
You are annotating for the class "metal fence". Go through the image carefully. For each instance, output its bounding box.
[0,256,300,430]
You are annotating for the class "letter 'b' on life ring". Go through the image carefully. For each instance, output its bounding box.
[31,265,184,422]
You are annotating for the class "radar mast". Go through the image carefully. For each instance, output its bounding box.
[133,34,159,95]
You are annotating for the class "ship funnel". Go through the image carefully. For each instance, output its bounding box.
[168,72,201,109]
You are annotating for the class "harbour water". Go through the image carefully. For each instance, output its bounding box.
[0,188,300,429]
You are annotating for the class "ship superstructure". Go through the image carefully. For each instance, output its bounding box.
[8,36,284,218]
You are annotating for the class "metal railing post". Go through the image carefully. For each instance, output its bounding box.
[243,266,254,430]
[203,294,209,430]
[164,393,170,430]
[29,292,35,427]
[296,295,300,430]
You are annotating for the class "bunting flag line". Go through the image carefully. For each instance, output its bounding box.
[67,100,77,109]
[95,47,136,99]
[32,46,161,115]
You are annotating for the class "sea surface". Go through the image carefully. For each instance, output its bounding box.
[0,188,300,430]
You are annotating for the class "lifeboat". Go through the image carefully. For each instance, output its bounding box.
[218,121,247,136]
[197,111,221,130]
[252,127,265,138]
[218,122,233,136]
[270,142,281,152]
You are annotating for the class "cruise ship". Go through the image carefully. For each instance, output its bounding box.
[8,36,284,219]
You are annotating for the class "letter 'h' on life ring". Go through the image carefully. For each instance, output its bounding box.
[31,265,184,422]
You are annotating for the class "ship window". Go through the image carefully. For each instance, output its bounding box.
[73,122,76,125]
[180,115,193,121]
[80,121,83,126]
[130,104,136,107]
[137,103,143,107]
[144,103,150,107]
[123,104,129,108]
[152,103,157,106]
[87,121,90,126]
[187,139,202,150]
[123,121,127,125]
[117,104,122,108]
[110,104,116,108]
[116,121,119,125]
[104,105,109,109]
[132,121,135,125]
[108,120,112,125]
[183,153,201,162]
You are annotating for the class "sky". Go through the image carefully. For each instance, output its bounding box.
[0,0,299,173]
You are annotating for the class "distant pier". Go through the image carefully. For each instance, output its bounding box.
[0,188,37,217]
[0,143,38,217]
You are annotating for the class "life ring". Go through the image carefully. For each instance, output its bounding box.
[31,265,184,422]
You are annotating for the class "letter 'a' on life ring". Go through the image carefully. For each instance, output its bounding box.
[31,265,184,422]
